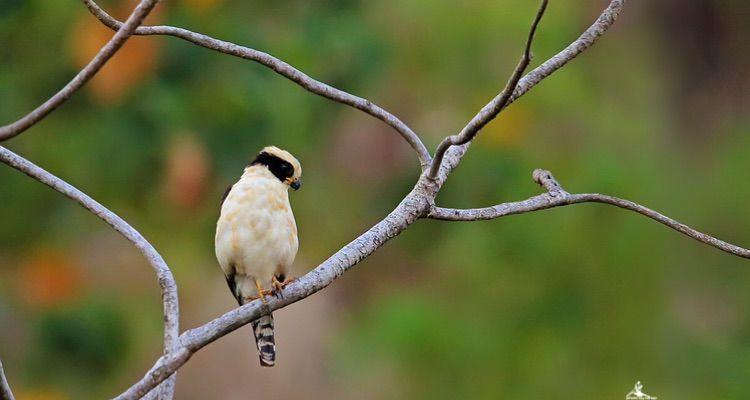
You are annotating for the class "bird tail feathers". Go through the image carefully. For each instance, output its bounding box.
[252,313,276,367]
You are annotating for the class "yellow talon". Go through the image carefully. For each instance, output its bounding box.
[254,279,269,305]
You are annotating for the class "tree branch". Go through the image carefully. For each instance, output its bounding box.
[0,360,14,400]
[431,0,628,184]
[0,146,180,399]
[428,0,548,179]
[0,0,161,142]
[79,0,432,168]
[429,169,750,259]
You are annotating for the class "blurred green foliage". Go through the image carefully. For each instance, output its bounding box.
[31,301,129,396]
[1,0,749,399]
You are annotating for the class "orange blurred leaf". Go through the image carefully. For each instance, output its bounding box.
[18,249,83,309]
[67,1,164,103]
[163,133,212,210]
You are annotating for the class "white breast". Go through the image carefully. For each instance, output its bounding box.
[215,166,298,296]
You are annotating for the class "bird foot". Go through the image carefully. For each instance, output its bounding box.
[253,279,271,305]
[272,276,295,297]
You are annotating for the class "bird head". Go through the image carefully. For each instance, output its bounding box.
[251,146,302,190]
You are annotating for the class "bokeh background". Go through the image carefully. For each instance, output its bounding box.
[1,0,749,399]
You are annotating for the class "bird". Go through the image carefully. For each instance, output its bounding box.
[215,146,302,367]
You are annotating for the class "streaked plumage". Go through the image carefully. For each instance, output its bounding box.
[215,146,302,367]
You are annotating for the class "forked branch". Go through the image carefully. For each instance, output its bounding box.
[429,169,750,259]
[428,0,548,179]
[431,0,627,184]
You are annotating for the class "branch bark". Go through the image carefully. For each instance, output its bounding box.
[0,0,161,142]
[79,0,432,168]
[431,0,628,184]
[0,146,180,399]
[0,360,14,400]
[429,169,750,259]
[428,0,548,179]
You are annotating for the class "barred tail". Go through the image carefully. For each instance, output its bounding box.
[252,314,276,367]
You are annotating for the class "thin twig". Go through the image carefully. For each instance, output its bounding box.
[0,146,180,399]
[0,360,14,400]
[428,0,548,179]
[429,169,750,259]
[510,0,627,103]
[0,0,161,142]
[79,0,432,168]
[432,0,628,184]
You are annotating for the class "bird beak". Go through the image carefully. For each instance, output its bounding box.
[290,178,302,190]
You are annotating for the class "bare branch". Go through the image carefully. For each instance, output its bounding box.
[429,193,559,221]
[79,0,432,168]
[0,146,180,398]
[113,182,434,399]
[0,0,160,142]
[511,0,627,103]
[0,360,14,400]
[431,0,628,184]
[429,169,750,259]
[428,0,548,179]
[82,2,635,395]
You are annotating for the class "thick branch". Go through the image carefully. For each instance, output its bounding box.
[429,169,750,259]
[0,146,180,398]
[0,0,160,142]
[113,182,434,399]
[0,360,14,400]
[432,0,628,184]
[428,0,548,179]
[79,0,431,168]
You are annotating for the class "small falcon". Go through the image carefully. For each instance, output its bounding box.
[215,146,302,367]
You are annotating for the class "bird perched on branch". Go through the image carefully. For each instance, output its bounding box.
[215,146,302,367]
